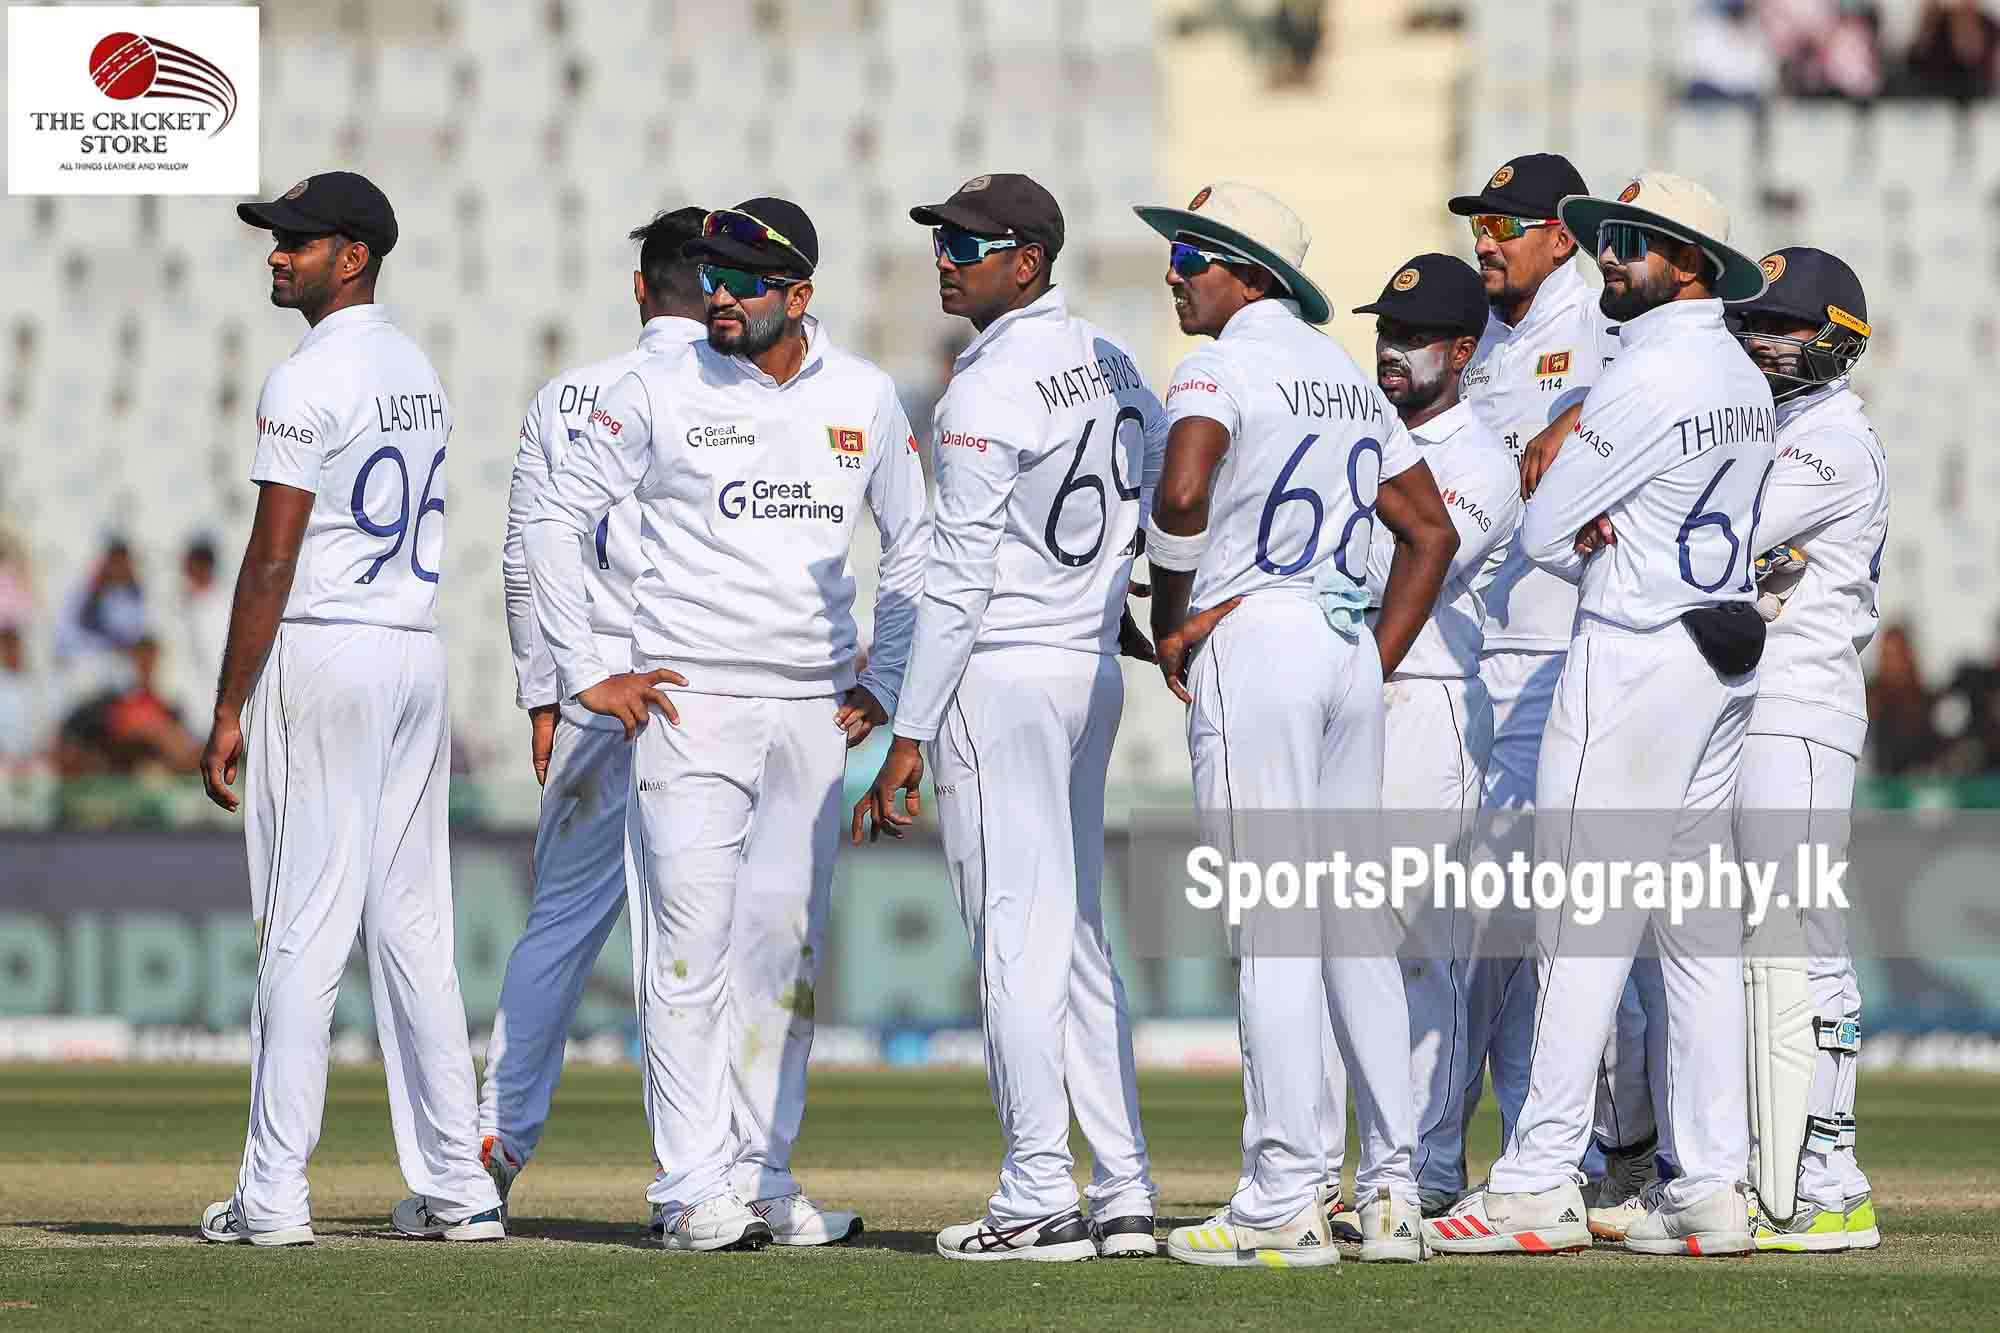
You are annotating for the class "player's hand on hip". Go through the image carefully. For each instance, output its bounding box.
[835,685,888,749]
[528,704,558,786]
[1573,513,1617,556]
[576,668,686,740]
[1157,596,1242,705]
[1118,606,1157,662]
[851,736,924,844]
[200,711,244,813]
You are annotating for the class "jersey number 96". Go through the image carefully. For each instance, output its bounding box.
[352,444,446,584]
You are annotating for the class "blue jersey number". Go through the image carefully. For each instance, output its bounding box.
[1677,457,1772,594]
[352,445,446,584]
[1255,434,1380,580]
[1045,406,1144,568]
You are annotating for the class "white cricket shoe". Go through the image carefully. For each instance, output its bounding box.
[658,1192,772,1252]
[479,1136,522,1218]
[1167,1191,1340,1269]
[750,1192,862,1246]
[1843,1191,1882,1250]
[391,1196,505,1241]
[199,1199,313,1247]
[1622,1182,1753,1256]
[1358,1194,1426,1262]
[1421,1178,1591,1254]
[1091,1210,1158,1258]
[1587,1134,1659,1240]
[937,1207,1097,1262]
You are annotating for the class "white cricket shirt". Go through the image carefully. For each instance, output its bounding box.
[1166,298,1420,616]
[892,288,1166,742]
[1521,298,1776,633]
[503,315,706,724]
[1747,380,1889,757]
[250,304,451,632]
[1363,399,1521,679]
[1462,260,1622,652]
[524,317,931,711]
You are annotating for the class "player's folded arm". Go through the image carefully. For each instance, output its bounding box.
[1518,369,1656,569]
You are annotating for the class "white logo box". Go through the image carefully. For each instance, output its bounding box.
[8,4,260,195]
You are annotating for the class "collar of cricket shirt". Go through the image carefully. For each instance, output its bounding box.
[1494,257,1590,339]
[1612,294,1725,353]
[294,301,392,354]
[1775,376,1855,431]
[1410,397,1476,447]
[1217,294,1305,340]
[956,285,1067,370]
[638,314,708,352]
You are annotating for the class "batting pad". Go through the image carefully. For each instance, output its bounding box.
[1746,955,1816,1221]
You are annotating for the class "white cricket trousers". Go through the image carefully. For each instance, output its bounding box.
[480,717,642,1162]
[1484,649,1660,1172]
[236,622,498,1230]
[1385,675,1496,1199]
[927,645,1156,1226]
[1492,620,1755,1205]
[632,691,845,1215]
[1187,596,1415,1228]
[1735,733,1870,1211]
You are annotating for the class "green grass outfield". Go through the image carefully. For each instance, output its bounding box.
[1,1065,1995,1330]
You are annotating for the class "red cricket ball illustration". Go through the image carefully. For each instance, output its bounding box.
[90,32,158,101]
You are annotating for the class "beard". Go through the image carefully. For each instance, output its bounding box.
[709,297,790,356]
[1378,342,1453,412]
[1598,261,1678,321]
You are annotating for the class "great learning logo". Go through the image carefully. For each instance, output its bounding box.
[8,6,260,195]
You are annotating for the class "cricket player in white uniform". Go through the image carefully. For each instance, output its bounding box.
[1427,172,1774,1257]
[198,173,503,1245]
[1135,184,1460,1268]
[1451,154,1657,1202]
[479,206,709,1207]
[525,199,929,1252]
[1352,254,1522,1215]
[1729,247,1886,1252]
[853,173,1163,1262]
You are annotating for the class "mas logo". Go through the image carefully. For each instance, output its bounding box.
[827,426,865,454]
[8,6,260,194]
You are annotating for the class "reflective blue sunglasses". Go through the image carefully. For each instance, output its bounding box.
[933,225,1020,265]
[1170,240,1248,277]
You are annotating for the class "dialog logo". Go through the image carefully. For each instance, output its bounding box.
[9,5,260,195]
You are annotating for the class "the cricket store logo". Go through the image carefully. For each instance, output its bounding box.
[8,6,260,195]
[717,478,845,524]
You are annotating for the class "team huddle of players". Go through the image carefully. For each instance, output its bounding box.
[193,152,1885,1267]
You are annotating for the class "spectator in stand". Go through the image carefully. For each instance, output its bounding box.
[55,538,147,662]
[1763,0,1884,100]
[0,623,44,768]
[1905,0,2000,99]
[54,635,200,777]
[1865,623,1942,775]
[1683,0,1780,103]
[1936,619,2000,772]
[175,536,231,722]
